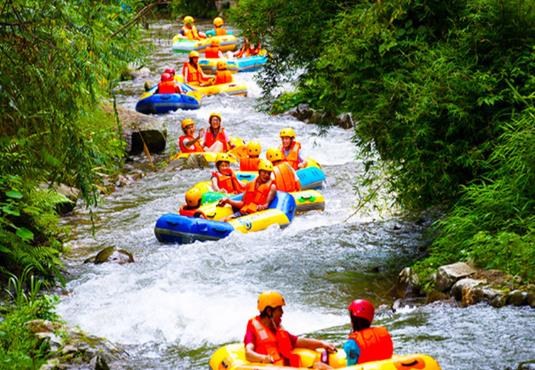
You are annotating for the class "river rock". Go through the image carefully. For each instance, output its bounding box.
[287,103,313,121]
[127,66,151,80]
[391,267,421,298]
[517,360,535,370]
[84,247,134,264]
[451,278,485,303]
[436,262,476,292]
[336,112,354,129]
[174,154,210,169]
[507,290,528,306]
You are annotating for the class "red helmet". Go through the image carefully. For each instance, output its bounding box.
[348,299,374,322]
[161,72,172,82]
[164,68,176,76]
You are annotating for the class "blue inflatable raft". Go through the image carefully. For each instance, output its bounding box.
[199,55,268,74]
[135,86,200,115]
[235,166,326,190]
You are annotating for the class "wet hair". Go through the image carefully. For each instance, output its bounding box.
[260,307,272,318]
[350,315,371,332]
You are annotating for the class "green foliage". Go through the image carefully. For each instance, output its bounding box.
[171,0,218,19]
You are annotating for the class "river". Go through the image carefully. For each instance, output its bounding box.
[56,19,535,370]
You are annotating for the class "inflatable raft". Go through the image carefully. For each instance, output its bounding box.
[191,81,248,97]
[135,86,200,114]
[199,55,268,74]
[154,192,296,244]
[210,343,441,370]
[235,166,326,191]
[172,34,238,53]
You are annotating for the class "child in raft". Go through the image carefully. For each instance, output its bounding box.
[279,127,307,170]
[211,153,244,194]
[178,188,205,218]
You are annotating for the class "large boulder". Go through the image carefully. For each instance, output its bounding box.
[451,278,485,305]
[391,267,421,298]
[435,262,476,292]
[517,360,535,370]
[84,247,134,265]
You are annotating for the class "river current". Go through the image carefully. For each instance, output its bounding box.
[56,20,535,370]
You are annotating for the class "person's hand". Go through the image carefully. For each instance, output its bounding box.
[262,354,273,363]
[198,128,205,138]
[321,341,336,353]
[257,204,267,211]
[217,198,228,206]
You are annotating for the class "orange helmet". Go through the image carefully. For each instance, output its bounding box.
[211,38,220,46]
[181,118,195,129]
[246,141,261,156]
[279,128,296,138]
[185,187,202,207]
[257,291,285,312]
[266,148,283,163]
[213,17,224,27]
[216,60,227,70]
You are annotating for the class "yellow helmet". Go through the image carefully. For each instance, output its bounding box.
[189,50,200,58]
[279,128,296,138]
[258,159,273,173]
[181,118,195,129]
[257,291,285,312]
[213,17,224,27]
[184,16,194,25]
[266,147,283,163]
[215,152,231,163]
[216,60,227,70]
[209,112,222,123]
[185,187,202,207]
[247,141,261,156]
[211,38,220,46]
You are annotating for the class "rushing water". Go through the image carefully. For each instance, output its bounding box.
[57,20,535,369]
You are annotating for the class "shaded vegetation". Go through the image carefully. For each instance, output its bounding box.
[171,0,218,19]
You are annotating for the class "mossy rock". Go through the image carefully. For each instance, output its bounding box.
[84,247,134,264]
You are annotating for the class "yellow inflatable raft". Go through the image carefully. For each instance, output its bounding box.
[210,343,441,370]
[172,34,238,53]
[192,81,248,97]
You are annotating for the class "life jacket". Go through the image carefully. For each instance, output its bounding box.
[281,141,302,170]
[215,27,227,36]
[240,179,272,214]
[179,135,204,153]
[212,170,244,194]
[179,205,205,218]
[182,62,206,85]
[204,46,220,58]
[248,317,302,367]
[158,80,180,94]
[347,327,393,364]
[240,157,260,171]
[273,162,300,192]
[215,70,233,85]
[204,127,229,152]
[181,25,201,40]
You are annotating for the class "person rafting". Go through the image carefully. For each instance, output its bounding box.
[203,112,234,152]
[182,51,214,86]
[212,16,227,36]
[178,118,204,153]
[211,153,244,194]
[243,291,336,368]
[204,38,224,59]
[157,72,181,94]
[218,160,277,219]
[179,16,205,40]
[239,141,261,171]
[344,299,394,365]
[178,188,205,218]
[214,60,233,85]
[280,128,307,170]
[266,148,301,192]
[234,37,262,58]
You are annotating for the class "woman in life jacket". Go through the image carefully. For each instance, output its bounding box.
[239,141,261,171]
[157,72,181,94]
[212,16,227,36]
[234,37,262,58]
[266,148,301,192]
[243,291,336,369]
[179,16,205,40]
[344,299,394,365]
[182,51,214,86]
[218,160,277,220]
[178,118,204,153]
[280,127,307,170]
[211,153,244,194]
[214,60,233,85]
[204,38,224,59]
[203,112,234,152]
[178,188,206,218]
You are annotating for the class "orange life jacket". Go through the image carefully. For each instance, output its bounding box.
[158,80,180,94]
[181,25,201,40]
[182,62,207,85]
[240,179,272,214]
[215,70,233,85]
[179,135,204,153]
[204,46,221,58]
[248,317,302,367]
[240,157,260,171]
[215,27,227,36]
[212,170,244,194]
[273,162,300,192]
[281,141,301,170]
[204,127,229,152]
[347,327,393,364]
[178,205,205,218]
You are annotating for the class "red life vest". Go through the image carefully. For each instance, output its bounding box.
[215,70,233,85]
[204,128,229,152]
[204,46,220,58]
[178,205,205,218]
[181,25,201,40]
[240,179,273,214]
[212,170,243,194]
[281,141,302,170]
[248,317,302,367]
[182,62,206,85]
[158,80,180,94]
[347,327,393,364]
[215,27,227,36]
[179,135,204,153]
[240,157,260,171]
[273,162,300,192]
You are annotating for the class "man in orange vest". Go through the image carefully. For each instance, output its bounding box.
[280,128,307,170]
[204,39,224,59]
[239,141,261,171]
[266,148,301,192]
[212,16,227,36]
[182,51,214,86]
[218,160,277,219]
[214,60,233,85]
[244,291,336,368]
[178,118,204,153]
[344,299,393,365]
